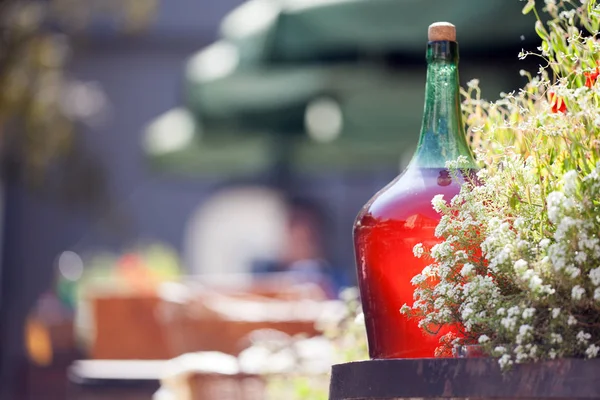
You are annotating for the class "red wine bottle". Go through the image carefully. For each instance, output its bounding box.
[353,22,476,359]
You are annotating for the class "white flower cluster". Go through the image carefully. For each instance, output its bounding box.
[402,158,600,368]
[399,0,600,370]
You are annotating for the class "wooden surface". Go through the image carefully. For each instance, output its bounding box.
[68,358,264,400]
[87,283,327,360]
[170,373,264,400]
[329,358,600,400]
[91,294,172,360]
[69,360,168,380]
[159,291,322,356]
[67,359,164,400]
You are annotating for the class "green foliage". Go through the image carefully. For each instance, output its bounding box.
[0,0,156,191]
[265,288,368,399]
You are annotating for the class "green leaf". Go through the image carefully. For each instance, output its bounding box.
[522,0,535,15]
[542,41,549,53]
[535,20,548,40]
[509,192,519,209]
[588,0,597,16]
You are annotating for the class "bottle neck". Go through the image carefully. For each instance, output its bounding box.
[411,41,475,169]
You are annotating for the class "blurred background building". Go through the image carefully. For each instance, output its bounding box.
[0,0,541,398]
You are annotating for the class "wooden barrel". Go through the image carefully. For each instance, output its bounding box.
[329,358,600,399]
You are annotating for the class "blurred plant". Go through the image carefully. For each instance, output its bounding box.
[0,0,156,202]
[75,242,182,297]
[264,287,367,400]
[402,0,600,369]
[320,287,369,364]
[71,242,181,353]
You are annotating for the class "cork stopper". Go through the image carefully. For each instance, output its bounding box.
[428,22,456,42]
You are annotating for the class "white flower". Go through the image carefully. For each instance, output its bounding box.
[514,217,525,228]
[586,344,600,358]
[461,305,474,320]
[467,79,480,89]
[517,324,533,344]
[594,288,600,301]
[550,333,563,344]
[445,155,470,169]
[565,265,581,279]
[529,345,538,358]
[478,335,490,344]
[514,259,529,275]
[519,325,532,335]
[555,217,582,242]
[568,315,578,326]
[525,271,544,292]
[431,194,446,213]
[562,170,578,195]
[354,312,365,325]
[571,285,586,301]
[431,243,452,260]
[454,250,468,261]
[576,330,591,344]
[589,267,600,286]
[498,354,513,369]
[546,191,566,223]
[438,265,452,279]
[575,251,588,264]
[515,345,528,363]
[460,263,475,277]
[551,308,561,319]
[411,274,426,285]
[339,287,359,302]
[507,306,521,317]
[412,244,424,258]
[422,266,434,277]
[559,9,577,20]
[522,308,535,319]
[501,317,517,331]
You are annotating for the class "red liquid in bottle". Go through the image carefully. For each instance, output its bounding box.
[354,23,476,359]
[354,167,471,359]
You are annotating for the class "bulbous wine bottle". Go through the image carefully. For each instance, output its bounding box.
[353,22,477,359]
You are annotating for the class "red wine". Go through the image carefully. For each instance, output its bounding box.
[354,167,471,358]
[353,22,477,359]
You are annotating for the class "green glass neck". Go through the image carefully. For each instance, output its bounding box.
[410,41,476,169]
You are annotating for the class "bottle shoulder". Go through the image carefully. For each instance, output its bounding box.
[355,167,465,225]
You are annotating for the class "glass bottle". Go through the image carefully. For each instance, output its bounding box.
[353,22,477,359]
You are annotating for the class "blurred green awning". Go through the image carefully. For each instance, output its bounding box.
[143,108,274,176]
[144,0,539,177]
[217,0,537,65]
[143,108,415,176]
